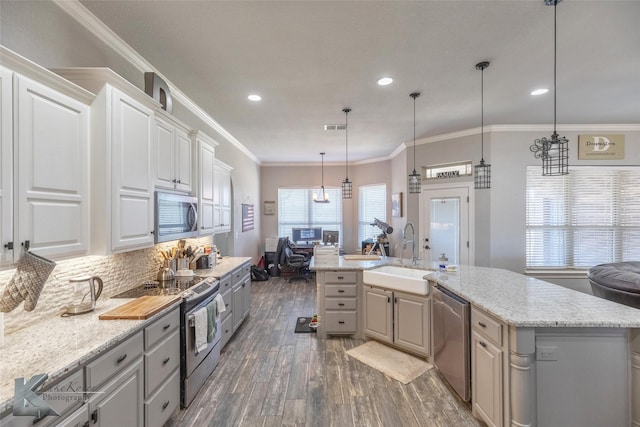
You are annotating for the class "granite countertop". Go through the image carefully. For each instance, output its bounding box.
[0,256,252,415]
[313,256,640,329]
[194,256,252,278]
[0,297,181,414]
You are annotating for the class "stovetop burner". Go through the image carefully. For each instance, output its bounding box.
[112,276,211,299]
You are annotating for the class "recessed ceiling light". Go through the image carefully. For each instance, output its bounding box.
[531,88,549,96]
[248,94,262,101]
[377,77,393,86]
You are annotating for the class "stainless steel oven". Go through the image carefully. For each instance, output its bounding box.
[182,280,221,407]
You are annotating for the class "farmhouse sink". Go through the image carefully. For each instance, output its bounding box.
[363,265,433,295]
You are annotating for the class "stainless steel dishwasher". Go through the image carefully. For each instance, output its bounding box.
[432,285,471,402]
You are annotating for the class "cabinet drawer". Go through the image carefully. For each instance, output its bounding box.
[219,273,233,293]
[324,271,357,284]
[220,288,232,321]
[471,306,502,347]
[145,330,180,397]
[145,369,180,427]
[325,284,357,297]
[220,314,234,348]
[144,308,179,350]
[86,331,143,390]
[325,311,357,333]
[325,297,357,310]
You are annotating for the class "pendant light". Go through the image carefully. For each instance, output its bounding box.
[529,0,569,176]
[341,108,352,199]
[474,61,491,189]
[408,92,422,194]
[313,152,330,203]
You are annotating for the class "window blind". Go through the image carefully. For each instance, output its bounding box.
[358,184,387,244]
[526,166,640,269]
[277,188,342,243]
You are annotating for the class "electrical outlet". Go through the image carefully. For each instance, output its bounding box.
[536,345,558,361]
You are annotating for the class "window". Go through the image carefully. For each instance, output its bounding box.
[278,188,342,244]
[358,184,387,244]
[526,166,640,269]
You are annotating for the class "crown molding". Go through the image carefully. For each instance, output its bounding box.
[52,0,260,165]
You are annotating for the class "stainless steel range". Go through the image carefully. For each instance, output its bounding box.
[113,276,221,407]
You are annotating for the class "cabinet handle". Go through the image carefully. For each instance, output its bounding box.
[338,303,344,306]
[225,329,229,333]
[394,297,398,304]
[116,354,127,364]
[150,230,155,235]
[338,321,345,324]
[162,400,170,410]
[225,303,230,308]
[177,180,181,184]
[83,421,90,427]
[22,240,30,251]
[3,241,13,250]
[338,290,345,293]
[479,341,487,348]
[162,357,171,365]
[91,409,98,423]
[478,322,487,328]
[337,276,344,280]
[163,324,171,330]
[387,296,390,303]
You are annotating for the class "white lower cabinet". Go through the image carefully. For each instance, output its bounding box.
[231,264,251,332]
[320,271,359,336]
[471,306,506,427]
[55,405,89,427]
[364,286,430,356]
[144,308,180,427]
[87,358,144,427]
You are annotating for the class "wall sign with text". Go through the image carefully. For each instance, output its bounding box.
[578,134,625,160]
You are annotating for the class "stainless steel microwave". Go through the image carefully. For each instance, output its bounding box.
[155,191,198,243]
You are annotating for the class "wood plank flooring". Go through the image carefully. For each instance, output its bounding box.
[167,276,484,427]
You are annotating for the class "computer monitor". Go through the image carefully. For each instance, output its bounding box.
[322,230,339,245]
[291,227,322,244]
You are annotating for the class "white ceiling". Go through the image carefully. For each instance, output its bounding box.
[79,0,640,164]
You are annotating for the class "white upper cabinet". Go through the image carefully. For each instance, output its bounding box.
[213,159,233,234]
[53,68,159,254]
[154,111,193,193]
[1,49,93,265]
[196,132,218,236]
[0,67,13,266]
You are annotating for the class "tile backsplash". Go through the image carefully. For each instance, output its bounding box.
[0,237,213,335]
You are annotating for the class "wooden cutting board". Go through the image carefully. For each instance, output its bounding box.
[343,254,381,260]
[99,295,181,320]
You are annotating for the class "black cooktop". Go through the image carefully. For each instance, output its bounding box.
[112,277,206,299]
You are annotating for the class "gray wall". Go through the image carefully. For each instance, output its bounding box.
[1,0,262,261]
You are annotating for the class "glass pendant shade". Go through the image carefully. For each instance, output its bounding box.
[474,159,491,189]
[313,152,330,203]
[341,178,352,199]
[408,92,422,194]
[529,0,569,176]
[408,170,421,194]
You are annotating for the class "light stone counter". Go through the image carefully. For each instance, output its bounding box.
[313,256,640,328]
[0,297,181,415]
[194,256,252,278]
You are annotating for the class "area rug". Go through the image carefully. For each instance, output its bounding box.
[294,316,317,333]
[346,341,433,384]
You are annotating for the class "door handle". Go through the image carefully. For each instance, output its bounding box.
[424,245,430,250]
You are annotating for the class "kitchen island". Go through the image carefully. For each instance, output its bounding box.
[312,257,640,427]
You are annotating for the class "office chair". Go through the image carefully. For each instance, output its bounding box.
[280,238,311,283]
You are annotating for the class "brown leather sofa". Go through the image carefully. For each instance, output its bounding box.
[587,261,640,309]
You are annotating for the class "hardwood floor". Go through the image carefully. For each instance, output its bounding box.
[167,276,484,427]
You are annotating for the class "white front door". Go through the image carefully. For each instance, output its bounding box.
[420,184,472,267]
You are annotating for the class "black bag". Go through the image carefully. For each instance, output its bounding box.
[251,265,269,281]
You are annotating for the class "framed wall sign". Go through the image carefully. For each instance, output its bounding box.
[263,200,275,215]
[391,192,403,217]
[578,134,625,160]
[242,204,254,232]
